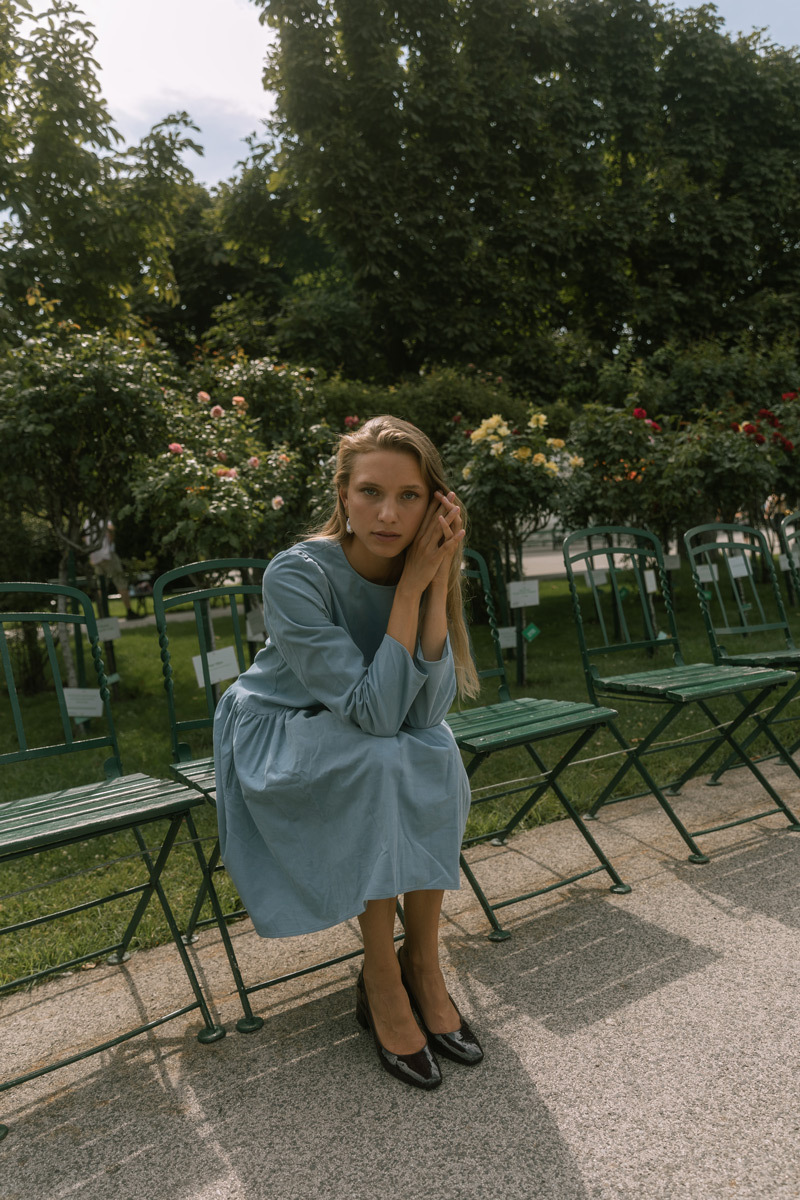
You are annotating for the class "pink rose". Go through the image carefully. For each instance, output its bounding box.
[214,466,229,477]
[168,442,184,454]
[344,415,359,428]
[247,456,260,468]
[271,495,285,510]
[232,395,247,408]
[228,466,238,479]
[210,405,224,418]
[216,450,228,462]
[197,391,211,403]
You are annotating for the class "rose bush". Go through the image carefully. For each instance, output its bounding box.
[124,390,322,563]
[445,410,583,579]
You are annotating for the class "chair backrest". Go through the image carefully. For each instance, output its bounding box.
[461,549,512,704]
[562,526,682,696]
[684,522,795,660]
[0,583,123,778]
[778,511,800,601]
[152,559,270,762]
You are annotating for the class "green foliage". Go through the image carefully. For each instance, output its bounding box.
[0,0,201,340]
[444,409,583,576]
[559,404,665,532]
[0,327,180,572]
[253,0,800,387]
[560,401,785,539]
[124,382,341,564]
[593,335,800,418]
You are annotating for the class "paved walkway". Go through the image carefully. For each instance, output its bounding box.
[4,761,800,1199]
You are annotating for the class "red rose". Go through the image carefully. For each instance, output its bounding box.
[730,422,740,431]
[755,432,766,444]
[632,407,647,419]
[781,392,797,401]
[742,423,757,435]
[645,419,661,432]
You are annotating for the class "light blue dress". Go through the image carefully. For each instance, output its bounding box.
[213,538,471,938]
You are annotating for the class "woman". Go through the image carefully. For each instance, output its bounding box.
[214,415,483,1090]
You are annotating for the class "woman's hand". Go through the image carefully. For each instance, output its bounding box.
[400,490,464,597]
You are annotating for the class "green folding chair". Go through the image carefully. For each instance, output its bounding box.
[684,522,800,784]
[563,527,800,863]
[0,583,226,1140]
[446,550,630,942]
[153,559,269,1032]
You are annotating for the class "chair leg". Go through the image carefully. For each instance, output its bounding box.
[591,712,710,862]
[458,852,511,941]
[185,812,264,1033]
[124,817,226,1042]
[692,698,800,832]
[706,680,800,786]
[519,735,631,894]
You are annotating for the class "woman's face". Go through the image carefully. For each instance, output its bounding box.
[340,449,430,582]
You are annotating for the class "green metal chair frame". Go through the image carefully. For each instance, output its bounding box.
[779,508,800,621]
[152,559,270,1033]
[0,583,227,1140]
[446,550,631,942]
[684,522,800,785]
[563,527,800,863]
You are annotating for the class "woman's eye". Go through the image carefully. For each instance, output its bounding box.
[403,491,421,501]
[361,487,378,496]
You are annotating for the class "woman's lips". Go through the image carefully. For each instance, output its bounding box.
[373,532,400,540]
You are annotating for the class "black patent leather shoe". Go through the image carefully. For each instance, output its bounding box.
[397,947,484,1067]
[355,970,442,1090]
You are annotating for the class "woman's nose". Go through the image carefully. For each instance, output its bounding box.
[378,499,398,523]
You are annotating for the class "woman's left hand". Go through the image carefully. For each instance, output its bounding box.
[429,490,464,587]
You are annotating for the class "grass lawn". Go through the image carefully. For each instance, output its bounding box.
[3,564,800,988]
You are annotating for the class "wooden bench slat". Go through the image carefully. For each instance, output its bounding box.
[0,774,203,855]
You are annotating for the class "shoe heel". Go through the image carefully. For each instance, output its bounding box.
[355,974,370,1029]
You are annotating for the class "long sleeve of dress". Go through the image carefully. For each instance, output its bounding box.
[263,549,436,738]
[406,640,457,728]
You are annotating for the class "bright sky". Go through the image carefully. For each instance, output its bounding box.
[73,0,800,189]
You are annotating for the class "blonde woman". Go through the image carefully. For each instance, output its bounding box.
[214,415,483,1089]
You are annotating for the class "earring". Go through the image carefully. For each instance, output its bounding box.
[346,516,353,534]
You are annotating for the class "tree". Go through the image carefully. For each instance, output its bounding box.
[0,0,201,341]
[253,0,800,389]
[0,327,179,578]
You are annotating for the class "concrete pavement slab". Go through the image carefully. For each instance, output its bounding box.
[3,763,800,1199]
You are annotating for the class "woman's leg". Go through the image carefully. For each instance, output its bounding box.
[401,889,460,1034]
[357,898,426,1054]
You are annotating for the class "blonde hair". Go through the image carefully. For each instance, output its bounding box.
[310,415,480,700]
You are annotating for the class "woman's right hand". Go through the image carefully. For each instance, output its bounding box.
[400,490,464,596]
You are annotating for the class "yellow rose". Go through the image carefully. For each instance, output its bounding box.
[569,454,585,468]
[497,423,511,437]
[462,464,472,480]
[544,460,559,475]
[532,452,547,466]
[512,446,532,461]
[528,412,548,430]
[546,437,565,449]
[486,413,504,430]
[489,440,505,456]
[470,427,489,443]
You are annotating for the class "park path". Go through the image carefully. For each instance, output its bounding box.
[3,761,800,1199]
